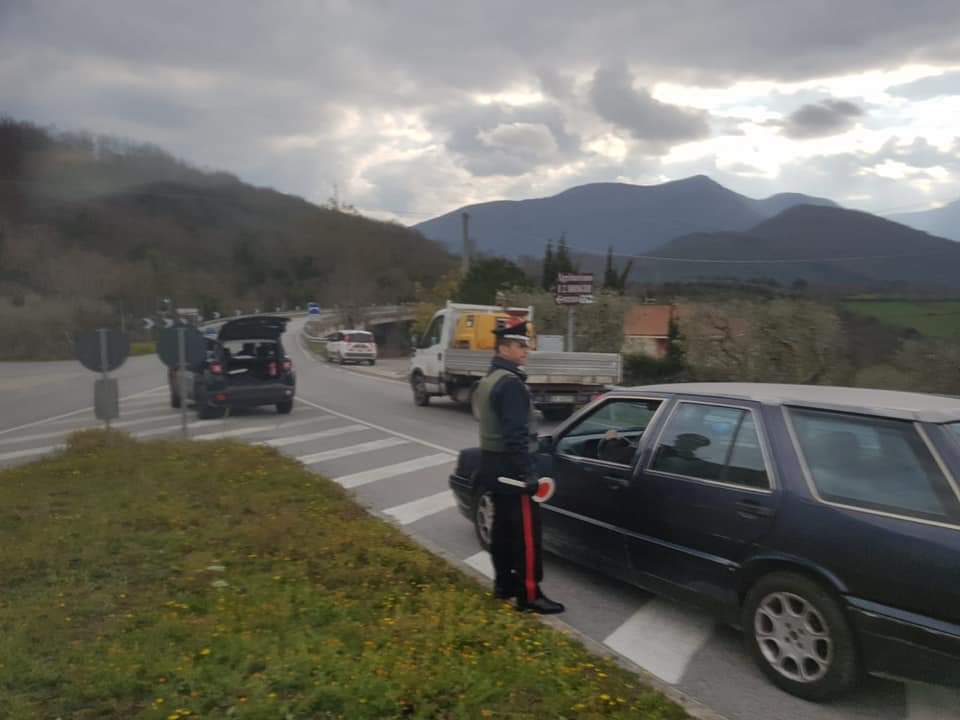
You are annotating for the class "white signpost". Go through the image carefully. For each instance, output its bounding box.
[555,272,594,352]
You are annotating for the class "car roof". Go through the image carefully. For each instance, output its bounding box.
[613,382,960,423]
[218,316,288,341]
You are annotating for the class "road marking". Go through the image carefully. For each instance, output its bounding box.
[295,396,456,455]
[464,551,494,579]
[46,403,166,424]
[333,453,454,489]
[192,425,277,441]
[0,384,168,437]
[296,437,408,465]
[906,683,960,719]
[0,444,63,461]
[259,424,369,448]
[383,490,456,525]
[603,600,715,685]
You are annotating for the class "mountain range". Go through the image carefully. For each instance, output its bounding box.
[414,175,838,257]
[889,199,960,241]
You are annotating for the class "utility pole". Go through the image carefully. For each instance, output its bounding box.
[461,211,471,275]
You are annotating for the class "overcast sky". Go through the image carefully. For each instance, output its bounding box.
[5,0,960,223]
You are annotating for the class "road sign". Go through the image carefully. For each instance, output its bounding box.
[157,326,207,371]
[163,317,174,328]
[75,329,130,373]
[555,272,594,305]
[143,317,156,330]
[94,378,119,421]
[213,311,221,320]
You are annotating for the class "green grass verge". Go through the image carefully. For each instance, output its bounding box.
[130,341,157,356]
[843,300,960,338]
[0,431,686,720]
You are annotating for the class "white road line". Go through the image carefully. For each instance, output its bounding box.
[0,384,168,437]
[464,551,494,579]
[333,453,454,489]
[192,425,277,441]
[296,437,408,465]
[383,490,456,525]
[46,404,169,424]
[295,396,456,454]
[0,444,63,461]
[603,600,715,685]
[906,682,960,719]
[258,424,369,448]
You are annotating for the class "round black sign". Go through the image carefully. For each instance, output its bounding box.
[157,326,208,371]
[75,329,130,373]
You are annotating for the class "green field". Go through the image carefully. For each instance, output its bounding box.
[843,300,960,338]
[0,431,685,720]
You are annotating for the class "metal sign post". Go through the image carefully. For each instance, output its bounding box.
[98,329,111,431]
[555,272,594,352]
[178,327,189,439]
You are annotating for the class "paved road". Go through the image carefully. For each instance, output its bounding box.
[1,319,957,720]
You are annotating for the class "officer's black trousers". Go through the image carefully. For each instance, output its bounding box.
[490,492,543,602]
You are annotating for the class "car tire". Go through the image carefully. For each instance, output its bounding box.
[276,399,293,415]
[743,572,860,701]
[368,359,376,366]
[338,353,346,365]
[412,374,430,406]
[473,490,494,551]
[197,403,224,420]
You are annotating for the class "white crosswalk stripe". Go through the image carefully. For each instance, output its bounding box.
[603,600,715,684]
[296,437,408,464]
[464,551,494,579]
[258,424,369,448]
[192,425,277,441]
[0,413,183,444]
[0,444,63,461]
[383,490,456,525]
[333,453,453,489]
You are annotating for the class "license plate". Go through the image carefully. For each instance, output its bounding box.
[549,395,575,403]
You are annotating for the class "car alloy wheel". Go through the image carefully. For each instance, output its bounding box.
[754,591,832,684]
[743,571,859,700]
[474,491,494,551]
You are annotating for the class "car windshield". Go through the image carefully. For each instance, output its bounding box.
[346,333,374,343]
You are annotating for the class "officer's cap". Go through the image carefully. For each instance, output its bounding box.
[493,319,530,346]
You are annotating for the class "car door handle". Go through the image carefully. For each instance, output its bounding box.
[736,500,775,519]
[602,475,629,491]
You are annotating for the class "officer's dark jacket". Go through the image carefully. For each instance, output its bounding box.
[487,356,531,455]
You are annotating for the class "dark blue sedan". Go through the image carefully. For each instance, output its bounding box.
[449,383,960,700]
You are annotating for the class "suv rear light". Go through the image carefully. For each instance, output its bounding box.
[209,361,223,375]
[267,361,277,377]
[282,359,293,373]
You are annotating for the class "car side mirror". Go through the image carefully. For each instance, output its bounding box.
[537,435,554,453]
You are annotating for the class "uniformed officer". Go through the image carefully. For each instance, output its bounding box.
[474,319,564,614]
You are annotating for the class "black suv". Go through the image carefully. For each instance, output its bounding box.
[168,316,296,418]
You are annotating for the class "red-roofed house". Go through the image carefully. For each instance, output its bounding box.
[622,304,674,358]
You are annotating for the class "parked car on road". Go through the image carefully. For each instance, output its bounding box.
[168,316,295,418]
[450,383,960,700]
[325,329,377,365]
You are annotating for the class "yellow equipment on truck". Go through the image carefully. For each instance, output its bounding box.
[451,309,537,351]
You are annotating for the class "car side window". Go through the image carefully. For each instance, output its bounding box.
[651,402,770,489]
[789,408,960,524]
[419,317,443,349]
[556,399,662,466]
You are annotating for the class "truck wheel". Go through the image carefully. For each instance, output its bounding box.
[743,572,860,701]
[473,490,494,551]
[469,383,481,420]
[412,374,430,406]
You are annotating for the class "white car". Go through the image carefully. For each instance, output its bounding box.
[326,329,377,365]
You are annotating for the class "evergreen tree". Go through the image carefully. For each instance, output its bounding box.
[542,239,555,290]
[603,245,617,290]
[555,233,576,274]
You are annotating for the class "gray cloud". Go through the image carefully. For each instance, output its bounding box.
[590,66,710,149]
[889,71,960,100]
[780,99,865,139]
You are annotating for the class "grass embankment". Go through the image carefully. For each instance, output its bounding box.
[130,341,157,356]
[0,432,685,720]
[843,299,960,338]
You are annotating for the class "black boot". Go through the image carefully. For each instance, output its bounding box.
[516,591,564,614]
[494,584,517,600]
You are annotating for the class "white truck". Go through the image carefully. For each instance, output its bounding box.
[410,302,622,418]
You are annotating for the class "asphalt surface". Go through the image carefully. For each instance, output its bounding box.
[2,318,958,720]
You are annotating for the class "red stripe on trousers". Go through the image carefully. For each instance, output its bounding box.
[520,495,536,602]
